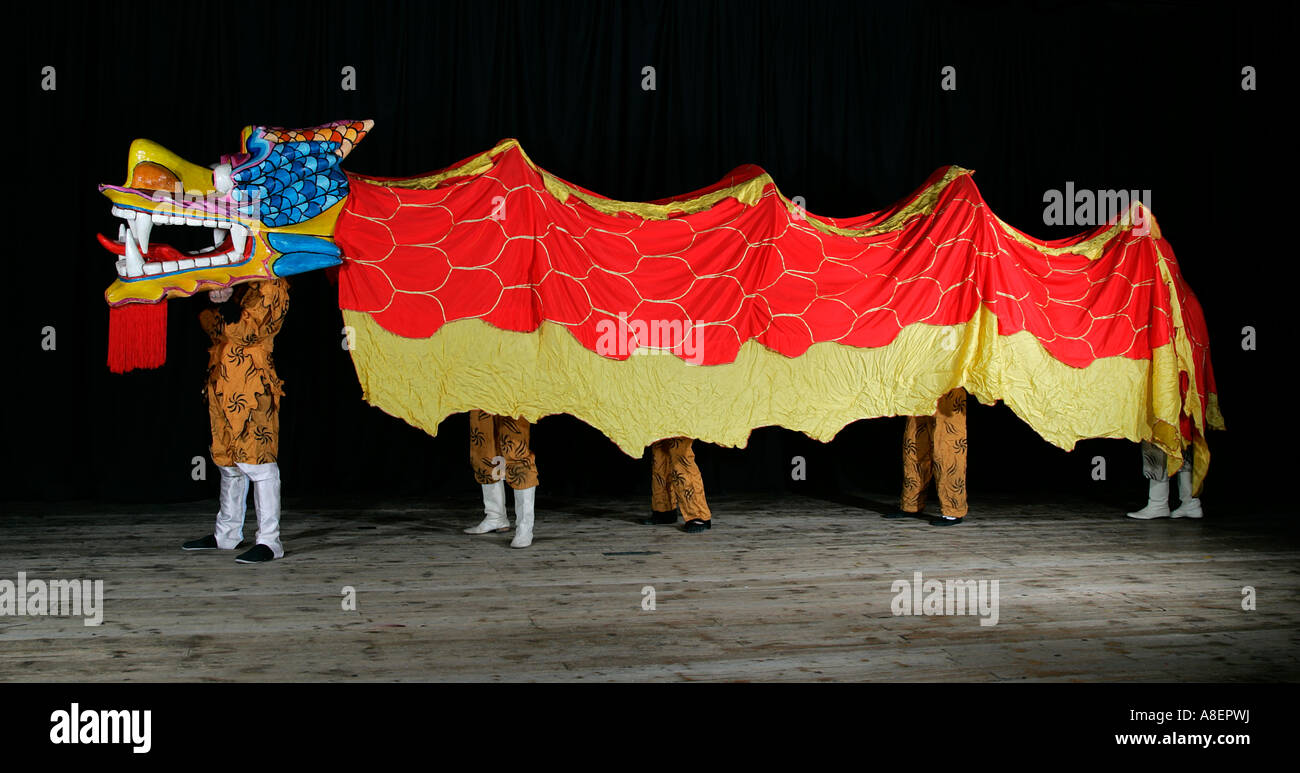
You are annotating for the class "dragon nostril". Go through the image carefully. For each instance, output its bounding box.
[130,162,180,193]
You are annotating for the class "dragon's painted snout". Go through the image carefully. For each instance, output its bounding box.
[97,119,372,305]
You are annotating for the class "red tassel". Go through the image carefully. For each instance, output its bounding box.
[107,301,168,374]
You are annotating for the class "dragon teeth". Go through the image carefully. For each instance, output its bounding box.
[230,224,248,256]
[107,201,254,274]
[122,230,145,277]
[132,215,152,253]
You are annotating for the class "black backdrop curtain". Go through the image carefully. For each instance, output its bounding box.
[10,1,1286,513]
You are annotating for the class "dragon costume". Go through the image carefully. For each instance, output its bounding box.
[97,120,1222,496]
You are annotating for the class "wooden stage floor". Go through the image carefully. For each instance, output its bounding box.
[2,493,1297,682]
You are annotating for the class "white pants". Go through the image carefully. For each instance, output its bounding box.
[213,462,283,558]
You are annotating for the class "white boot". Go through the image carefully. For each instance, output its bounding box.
[237,462,284,558]
[213,465,249,548]
[1127,478,1171,520]
[465,481,511,534]
[511,486,536,548]
[1171,468,1204,519]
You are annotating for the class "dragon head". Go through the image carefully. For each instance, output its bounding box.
[98,119,372,306]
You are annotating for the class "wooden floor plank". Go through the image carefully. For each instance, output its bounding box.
[1,494,1297,681]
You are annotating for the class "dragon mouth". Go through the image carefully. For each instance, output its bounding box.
[97,198,252,279]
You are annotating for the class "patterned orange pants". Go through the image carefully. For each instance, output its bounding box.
[469,410,538,490]
[900,388,968,518]
[651,437,711,522]
[209,390,280,467]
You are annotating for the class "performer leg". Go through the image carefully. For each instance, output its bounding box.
[929,388,968,525]
[512,486,536,548]
[496,416,538,490]
[468,409,503,485]
[899,416,935,514]
[234,462,282,562]
[1170,452,1203,519]
[1127,440,1172,520]
[495,415,539,548]
[642,440,679,525]
[465,481,510,534]
[213,465,249,547]
[466,410,516,534]
[665,438,712,532]
[183,396,246,551]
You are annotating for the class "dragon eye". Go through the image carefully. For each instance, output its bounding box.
[213,163,234,195]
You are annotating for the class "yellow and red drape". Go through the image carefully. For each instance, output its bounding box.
[335,141,1221,492]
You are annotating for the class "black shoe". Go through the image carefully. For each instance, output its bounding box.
[235,544,276,563]
[182,535,219,550]
[928,515,963,526]
[882,509,921,519]
[641,509,679,525]
[682,519,712,533]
